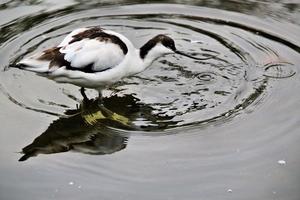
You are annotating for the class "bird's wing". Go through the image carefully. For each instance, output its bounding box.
[58,28,89,47]
[18,27,128,73]
[60,37,126,72]
[59,27,128,72]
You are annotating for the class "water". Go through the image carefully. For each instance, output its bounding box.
[0,0,300,199]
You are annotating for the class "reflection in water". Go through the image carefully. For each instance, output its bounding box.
[19,96,130,161]
[19,94,178,161]
[2,0,297,162]
[20,126,128,161]
[0,1,298,200]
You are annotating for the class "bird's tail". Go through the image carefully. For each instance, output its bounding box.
[8,63,26,69]
[9,58,51,73]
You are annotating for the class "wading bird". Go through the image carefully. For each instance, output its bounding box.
[14,26,208,100]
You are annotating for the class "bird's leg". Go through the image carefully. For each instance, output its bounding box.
[98,90,104,105]
[80,87,88,102]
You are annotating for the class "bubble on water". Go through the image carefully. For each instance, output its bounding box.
[277,160,286,165]
[68,181,74,185]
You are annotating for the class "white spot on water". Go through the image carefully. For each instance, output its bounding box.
[277,160,286,165]
[69,181,74,185]
[227,189,233,193]
[190,40,202,44]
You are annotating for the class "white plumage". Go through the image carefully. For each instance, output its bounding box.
[62,39,124,71]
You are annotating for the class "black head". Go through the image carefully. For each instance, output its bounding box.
[140,34,209,61]
[140,34,176,59]
[158,35,176,51]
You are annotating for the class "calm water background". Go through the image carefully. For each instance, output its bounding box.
[0,0,300,199]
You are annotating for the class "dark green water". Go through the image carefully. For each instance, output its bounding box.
[0,0,300,199]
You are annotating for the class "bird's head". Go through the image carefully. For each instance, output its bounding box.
[140,34,175,60]
[140,34,202,61]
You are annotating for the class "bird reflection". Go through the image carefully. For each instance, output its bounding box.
[18,94,135,161]
[19,92,178,161]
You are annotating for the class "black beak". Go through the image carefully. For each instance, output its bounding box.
[175,50,214,61]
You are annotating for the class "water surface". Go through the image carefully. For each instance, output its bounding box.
[0,1,300,200]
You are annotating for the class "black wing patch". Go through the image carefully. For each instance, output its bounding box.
[38,47,70,69]
[37,47,97,73]
[69,27,128,55]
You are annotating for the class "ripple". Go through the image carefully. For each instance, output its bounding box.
[264,62,296,79]
[0,3,298,132]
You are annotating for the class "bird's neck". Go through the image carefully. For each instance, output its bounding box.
[138,44,165,70]
[128,44,165,76]
[135,51,158,74]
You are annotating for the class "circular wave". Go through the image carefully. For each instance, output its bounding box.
[0,4,298,132]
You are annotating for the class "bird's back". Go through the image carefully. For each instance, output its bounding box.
[17,27,131,74]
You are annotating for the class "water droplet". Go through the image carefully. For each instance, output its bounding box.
[227,189,233,193]
[69,181,74,185]
[277,160,286,165]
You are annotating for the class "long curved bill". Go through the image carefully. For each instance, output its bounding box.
[175,50,214,61]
